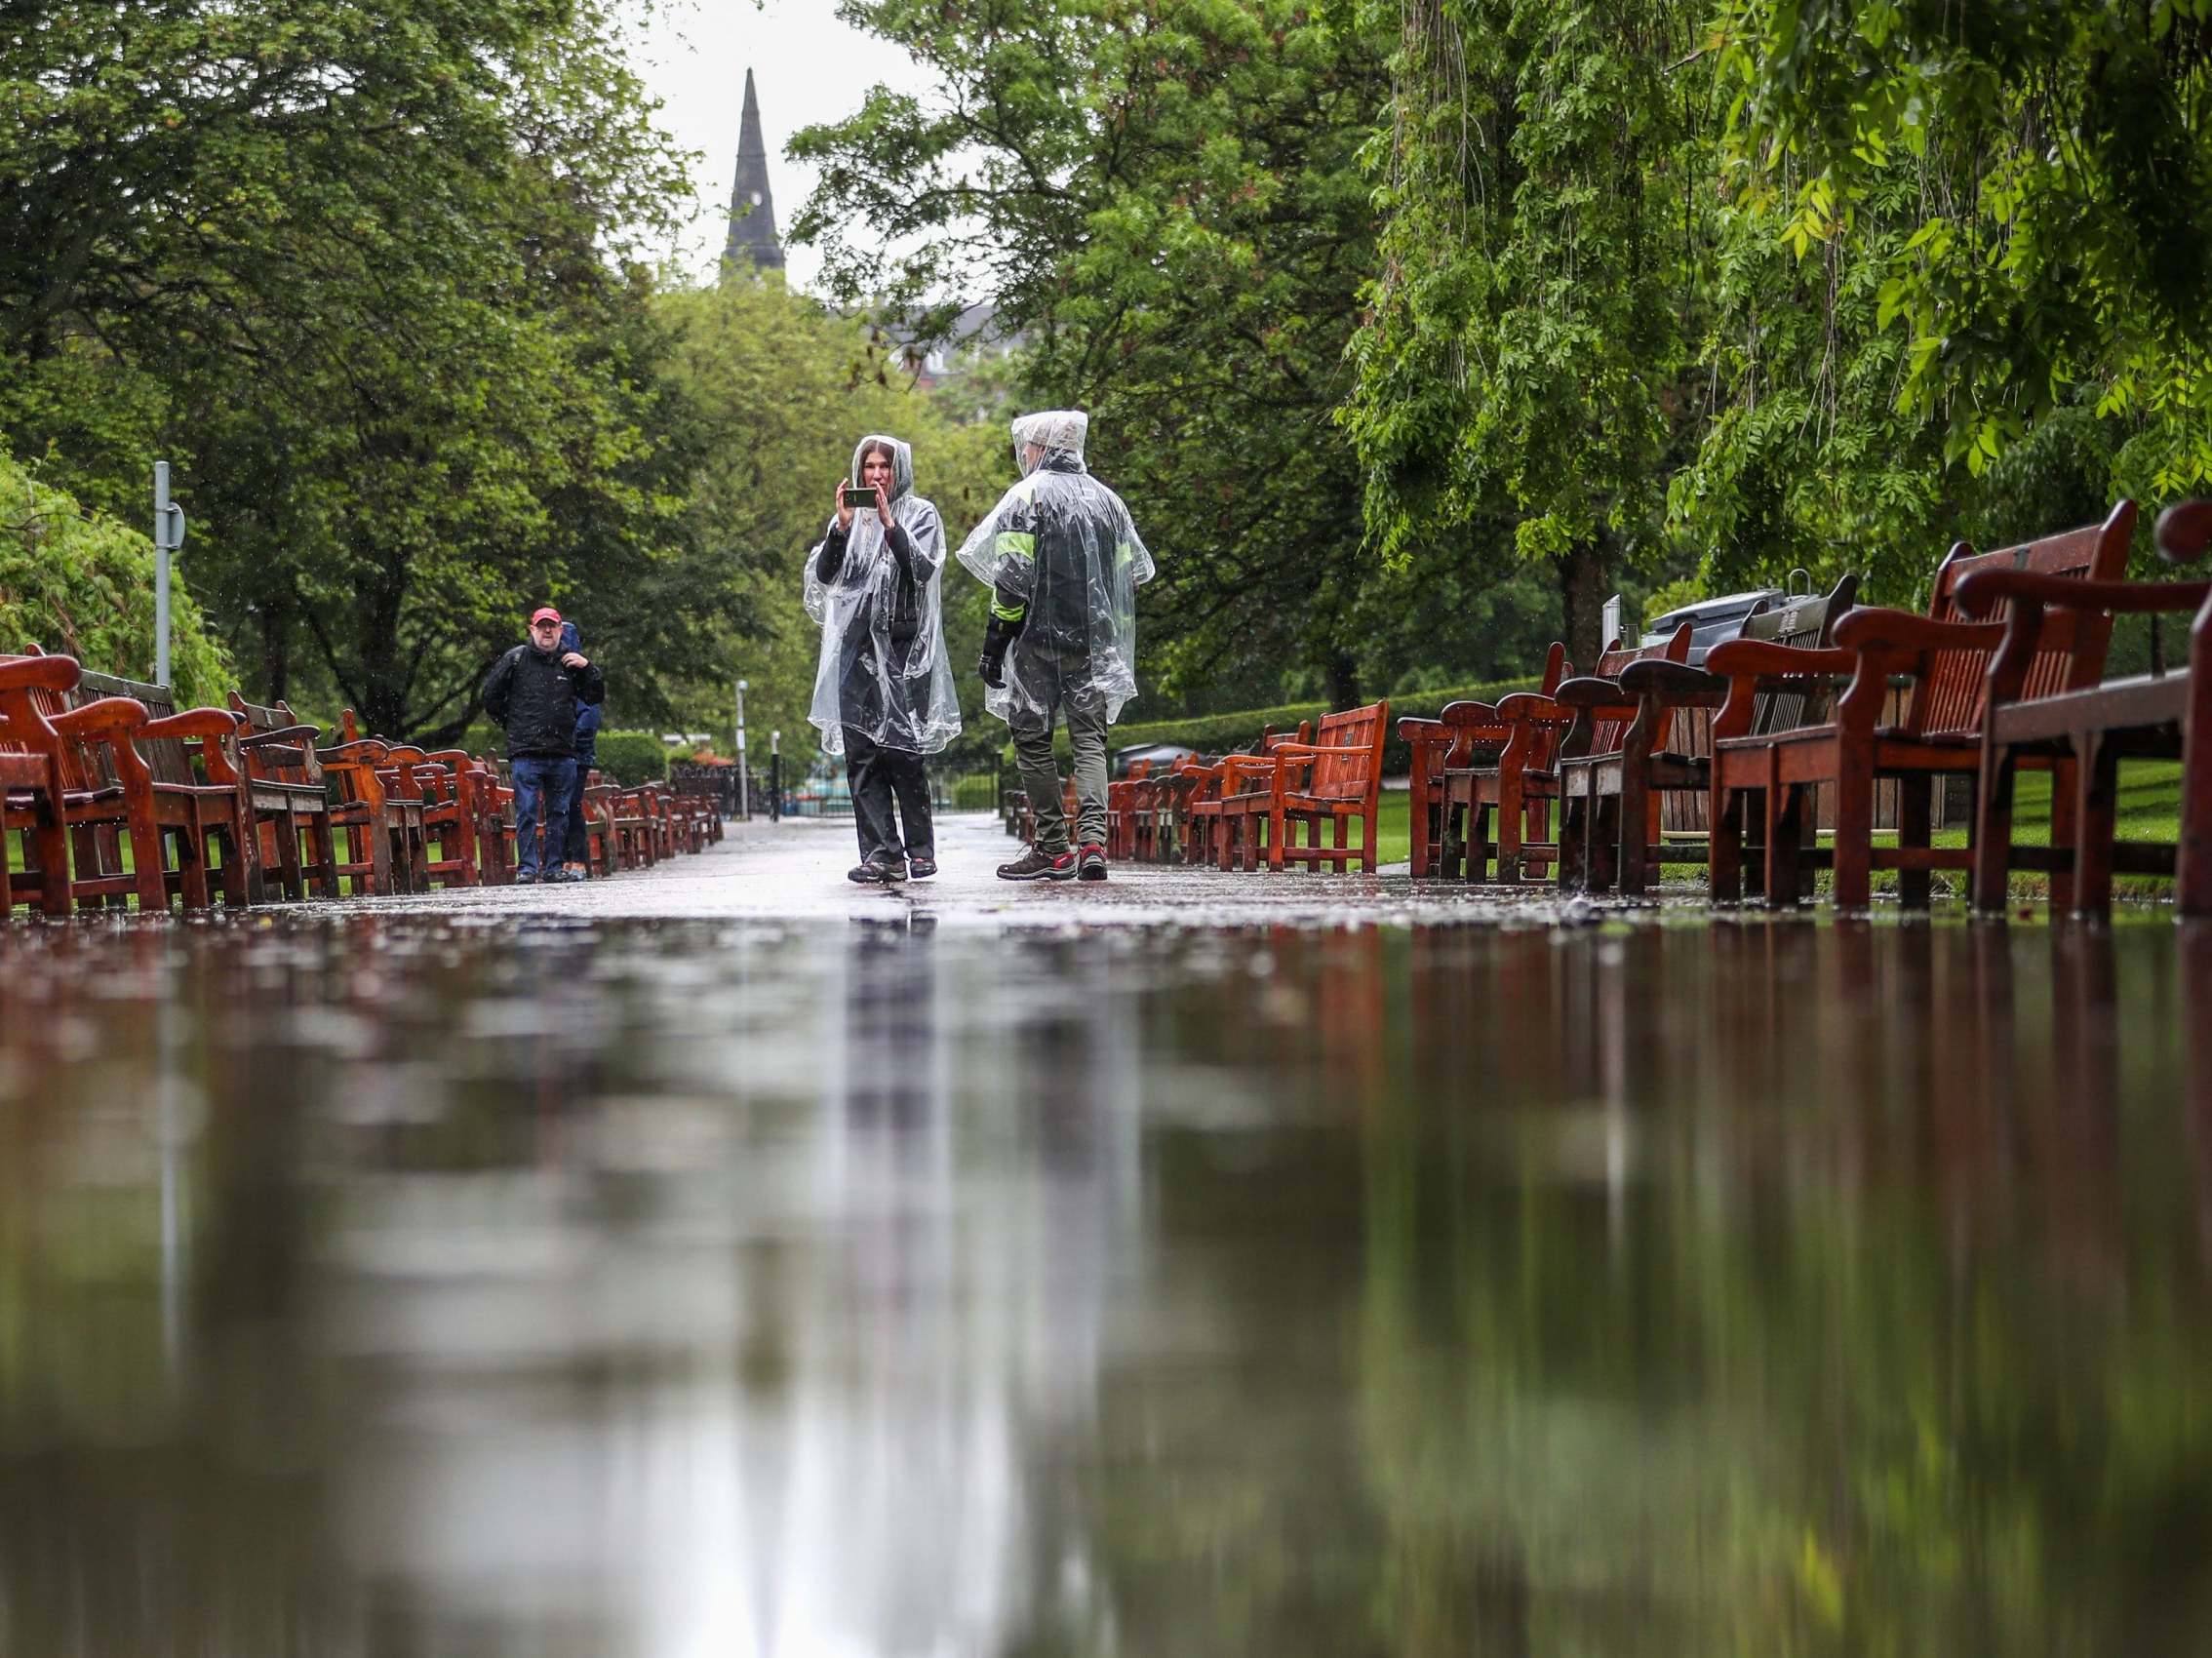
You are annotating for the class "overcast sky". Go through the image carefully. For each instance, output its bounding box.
[627,0,940,293]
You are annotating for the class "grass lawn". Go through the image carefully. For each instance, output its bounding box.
[1358,760,2186,896]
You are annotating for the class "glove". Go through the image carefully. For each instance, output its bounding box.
[977,611,1021,690]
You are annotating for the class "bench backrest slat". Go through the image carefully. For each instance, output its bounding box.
[1584,624,1693,760]
[1915,505,2133,735]
[1309,701,1390,799]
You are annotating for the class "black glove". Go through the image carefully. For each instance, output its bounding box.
[977,612,1021,690]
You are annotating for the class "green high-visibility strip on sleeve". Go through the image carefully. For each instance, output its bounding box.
[995,531,1036,558]
[991,598,1027,622]
[1116,539,1135,569]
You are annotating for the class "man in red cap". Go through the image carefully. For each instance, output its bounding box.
[482,604,604,883]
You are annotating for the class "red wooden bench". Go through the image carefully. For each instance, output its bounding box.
[227,692,342,901]
[1439,628,1692,883]
[1217,702,1390,872]
[1958,498,2211,917]
[1707,501,2135,910]
[1560,578,1856,895]
[1402,644,1566,880]
[0,655,80,919]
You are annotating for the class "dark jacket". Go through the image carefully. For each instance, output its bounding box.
[482,639,605,760]
[559,622,604,764]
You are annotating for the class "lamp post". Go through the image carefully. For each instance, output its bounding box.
[152,461,187,688]
[734,678,749,820]
[770,730,780,823]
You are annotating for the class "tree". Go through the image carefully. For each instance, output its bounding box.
[790,0,1394,710]
[653,275,1009,767]
[0,0,723,741]
[1342,0,1713,666]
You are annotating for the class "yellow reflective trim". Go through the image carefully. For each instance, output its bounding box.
[995,531,1037,557]
[991,599,1027,622]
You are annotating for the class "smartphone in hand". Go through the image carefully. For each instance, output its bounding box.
[842,487,877,509]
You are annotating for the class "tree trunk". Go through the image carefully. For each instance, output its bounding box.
[1324,647,1361,711]
[259,593,290,704]
[1557,537,1613,672]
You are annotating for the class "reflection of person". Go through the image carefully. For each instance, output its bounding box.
[805,434,961,886]
[559,618,602,881]
[481,605,603,884]
[959,411,1154,883]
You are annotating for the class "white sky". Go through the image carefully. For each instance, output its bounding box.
[626,0,941,293]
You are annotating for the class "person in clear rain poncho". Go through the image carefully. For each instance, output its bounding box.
[806,434,961,883]
[958,411,1154,882]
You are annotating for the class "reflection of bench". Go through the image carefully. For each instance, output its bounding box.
[1217,702,1391,872]
[1709,502,2134,910]
[1960,499,2211,917]
[1560,579,1856,895]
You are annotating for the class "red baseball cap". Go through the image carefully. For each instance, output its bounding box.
[530,606,562,625]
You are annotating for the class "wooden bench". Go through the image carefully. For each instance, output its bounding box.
[1707,501,2135,910]
[1402,645,1566,880]
[1439,628,1692,882]
[227,692,342,901]
[1105,758,1153,859]
[67,666,257,911]
[0,655,81,919]
[1217,702,1391,872]
[1958,498,2211,917]
[1560,578,1856,895]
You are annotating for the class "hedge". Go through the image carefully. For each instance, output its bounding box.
[457,723,668,783]
[1021,675,1542,776]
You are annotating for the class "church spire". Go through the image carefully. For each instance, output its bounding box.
[722,68,785,272]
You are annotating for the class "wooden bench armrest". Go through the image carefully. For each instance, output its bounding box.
[2156,499,2212,563]
[1954,569,2212,617]
[1439,699,1502,724]
[0,655,82,693]
[1399,717,1446,738]
[240,723,321,747]
[1831,606,2006,654]
[1703,640,1859,680]
[1492,691,1573,726]
[318,738,389,763]
[49,696,150,739]
[1265,740,1374,761]
[138,708,242,743]
[1616,659,1728,705]
[1552,676,1630,708]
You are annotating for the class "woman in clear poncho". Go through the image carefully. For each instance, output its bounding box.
[805,434,961,884]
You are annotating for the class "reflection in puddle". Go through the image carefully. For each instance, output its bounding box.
[1,916,2205,1653]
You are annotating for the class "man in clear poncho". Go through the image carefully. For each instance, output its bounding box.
[806,433,962,883]
[959,411,1154,882]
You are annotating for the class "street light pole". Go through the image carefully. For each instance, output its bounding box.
[152,461,186,688]
[734,678,749,820]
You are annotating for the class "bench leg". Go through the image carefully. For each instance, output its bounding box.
[1618,768,1652,897]
[2072,730,2118,919]
[1897,772,1932,910]
[1496,776,1524,884]
[1711,782,1744,906]
[2049,754,2079,913]
[1972,740,2016,914]
[1762,783,1803,909]
[1832,760,1875,912]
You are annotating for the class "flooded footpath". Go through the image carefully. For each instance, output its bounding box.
[2,816,2207,1656]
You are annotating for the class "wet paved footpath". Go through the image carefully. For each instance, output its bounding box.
[4,814,2209,1656]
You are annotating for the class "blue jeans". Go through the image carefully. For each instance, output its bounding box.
[511,756,577,877]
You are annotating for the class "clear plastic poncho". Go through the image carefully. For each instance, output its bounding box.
[804,434,962,756]
[955,411,1156,727]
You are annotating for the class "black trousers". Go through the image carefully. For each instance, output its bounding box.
[844,728,934,864]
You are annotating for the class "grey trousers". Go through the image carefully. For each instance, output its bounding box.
[1009,687,1109,853]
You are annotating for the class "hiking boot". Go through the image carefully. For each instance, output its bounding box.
[998,846,1077,882]
[873,856,907,883]
[848,862,889,886]
[1078,844,1108,881]
[514,869,539,885]
[907,855,938,880]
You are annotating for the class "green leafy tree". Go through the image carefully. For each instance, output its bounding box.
[791,0,1395,709]
[1344,0,1712,666]
[1,0,721,742]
